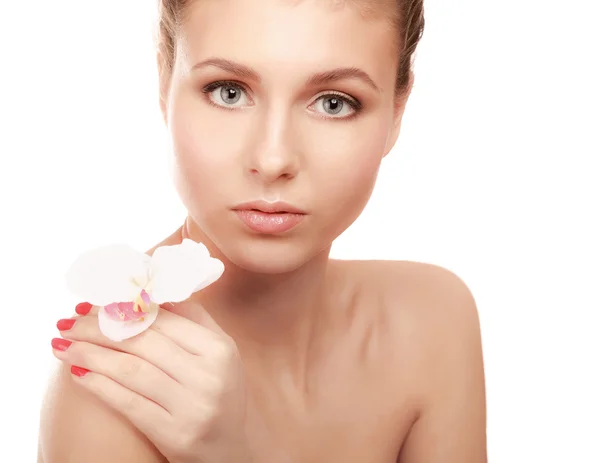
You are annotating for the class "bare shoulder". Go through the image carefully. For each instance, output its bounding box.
[38,363,167,463]
[379,259,479,325]
[339,259,487,462]
[336,259,483,376]
[339,259,480,328]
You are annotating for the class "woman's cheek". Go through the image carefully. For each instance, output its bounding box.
[315,129,389,237]
[170,123,226,218]
[324,125,387,197]
[170,105,240,185]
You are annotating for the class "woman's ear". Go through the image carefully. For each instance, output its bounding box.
[383,71,414,158]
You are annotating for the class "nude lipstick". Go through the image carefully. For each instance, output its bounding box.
[232,201,306,234]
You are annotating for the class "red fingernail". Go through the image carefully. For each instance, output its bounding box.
[51,338,72,351]
[56,318,76,331]
[71,366,90,377]
[75,302,93,315]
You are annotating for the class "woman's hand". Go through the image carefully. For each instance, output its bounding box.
[51,302,252,463]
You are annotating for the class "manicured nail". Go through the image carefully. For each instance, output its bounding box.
[56,318,76,331]
[75,302,92,315]
[51,338,72,351]
[71,366,90,377]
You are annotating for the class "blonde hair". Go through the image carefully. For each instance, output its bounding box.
[157,0,425,94]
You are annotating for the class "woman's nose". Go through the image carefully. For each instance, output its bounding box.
[246,110,300,184]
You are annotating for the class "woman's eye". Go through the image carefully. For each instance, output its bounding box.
[312,94,359,118]
[204,83,251,108]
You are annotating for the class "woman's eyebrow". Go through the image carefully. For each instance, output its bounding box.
[192,57,261,81]
[191,57,381,92]
[306,67,381,92]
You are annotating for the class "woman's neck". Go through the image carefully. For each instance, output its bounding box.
[174,218,341,380]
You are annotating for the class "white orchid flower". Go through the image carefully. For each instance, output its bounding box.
[65,239,224,342]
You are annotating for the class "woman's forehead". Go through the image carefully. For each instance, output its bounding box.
[179,0,397,39]
[177,0,398,79]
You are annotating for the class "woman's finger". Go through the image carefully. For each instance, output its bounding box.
[52,338,185,412]
[61,360,174,445]
[151,308,229,355]
[75,302,225,356]
[58,314,218,389]
[159,300,230,337]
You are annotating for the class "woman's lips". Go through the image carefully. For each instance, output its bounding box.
[232,200,307,234]
[234,210,305,234]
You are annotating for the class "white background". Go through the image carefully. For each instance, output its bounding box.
[1,0,598,461]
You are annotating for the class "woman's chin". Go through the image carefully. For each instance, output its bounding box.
[221,239,329,275]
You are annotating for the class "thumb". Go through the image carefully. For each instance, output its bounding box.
[159,301,229,337]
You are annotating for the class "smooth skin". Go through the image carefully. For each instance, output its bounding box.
[38,0,487,461]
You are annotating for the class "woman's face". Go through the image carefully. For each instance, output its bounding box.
[161,0,410,274]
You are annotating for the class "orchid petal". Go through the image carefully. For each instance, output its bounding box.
[148,239,224,304]
[65,244,151,306]
[98,303,159,342]
[192,258,226,292]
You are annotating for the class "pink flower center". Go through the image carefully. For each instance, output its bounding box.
[104,289,151,322]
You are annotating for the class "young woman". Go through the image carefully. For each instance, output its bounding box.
[38,0,487,461]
